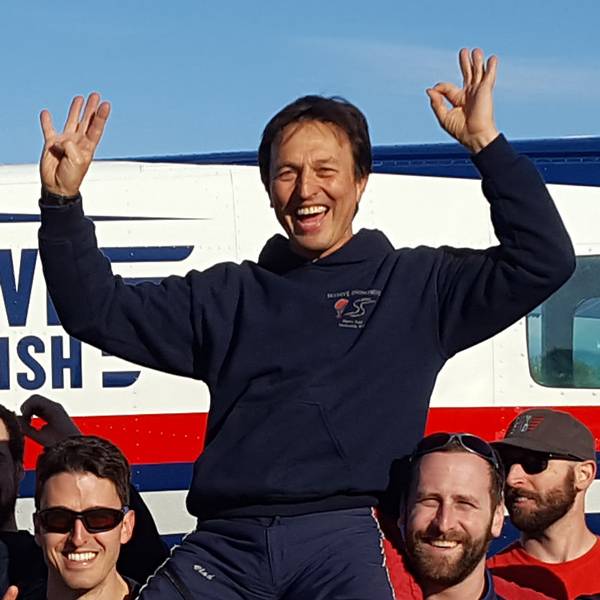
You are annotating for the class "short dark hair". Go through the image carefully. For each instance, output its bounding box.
[35,435,130,509]
[0,405,24,466]
[258,95,372,191]
[410,440,504,510]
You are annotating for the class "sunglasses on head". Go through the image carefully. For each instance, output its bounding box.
[499,451,580,475]
[36,506,129,534]
[413,432,504,475]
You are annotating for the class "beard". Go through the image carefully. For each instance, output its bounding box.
[505,468,577,535]
[405,520,493,588]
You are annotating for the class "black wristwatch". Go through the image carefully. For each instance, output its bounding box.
[40,188,81,206]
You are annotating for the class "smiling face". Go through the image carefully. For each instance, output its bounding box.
[268,120,368,260]
[35,471,134,596]
[404,452,503,589]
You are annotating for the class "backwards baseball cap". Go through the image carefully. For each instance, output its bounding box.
[492,408,596,461]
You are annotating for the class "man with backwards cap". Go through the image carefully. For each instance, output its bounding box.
[488,408,600,600]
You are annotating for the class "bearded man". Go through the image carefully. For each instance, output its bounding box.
[489,409,600,600]
[392,433,551,599]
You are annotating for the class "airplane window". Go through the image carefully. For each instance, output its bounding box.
[527,256,600,388]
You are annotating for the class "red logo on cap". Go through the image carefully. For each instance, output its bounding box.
[510,414,544,435]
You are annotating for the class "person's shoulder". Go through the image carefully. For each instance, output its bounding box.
[0,530,43,558]
[492,574,554,599]
[487,540,523,567]
[123,576,141,598]
[588,536,600,557]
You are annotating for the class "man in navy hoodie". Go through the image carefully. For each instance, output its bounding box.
[37,48,574,599]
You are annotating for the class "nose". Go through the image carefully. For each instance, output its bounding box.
[69,517,90,546]
[297,169,318,200]
[506,462,527,488]
[432,502,456,534]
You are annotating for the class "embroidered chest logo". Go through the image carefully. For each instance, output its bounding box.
[327,289,381,329]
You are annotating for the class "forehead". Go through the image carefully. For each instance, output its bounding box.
[414,452,492,497]
[41,471,121,509]
[271,120,352,162]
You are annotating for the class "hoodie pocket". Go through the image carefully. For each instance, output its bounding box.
[197,380,353,500]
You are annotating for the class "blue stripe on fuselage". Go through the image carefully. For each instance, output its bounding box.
[124,136,600,187]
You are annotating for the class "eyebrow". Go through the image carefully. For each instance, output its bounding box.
[415,492,481,505]
[273,156,339,171]
[453,494,480,505]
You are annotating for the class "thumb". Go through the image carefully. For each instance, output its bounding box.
[2,586,19,600]
[426,88,449,125]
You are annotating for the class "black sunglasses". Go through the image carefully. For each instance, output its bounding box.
[413,432,504,475]
[37,506,129,534]
[498,451,580,476]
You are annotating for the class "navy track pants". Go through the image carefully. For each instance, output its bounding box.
[137,507,396,599]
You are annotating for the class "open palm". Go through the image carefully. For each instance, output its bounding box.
[427,48,498,153]
[40,93,110,196]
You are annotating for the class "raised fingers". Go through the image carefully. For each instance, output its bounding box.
[39,109,57,143]
[78,92,101,134]
[482,55,498,88]
[63,95,85,133]
[85,101,111,147]
[459,48,472,87]
[471,48,484,85]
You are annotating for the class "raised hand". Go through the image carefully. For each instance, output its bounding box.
[39,92,110,197]
[427,48,499,154]
[18,394,81,448]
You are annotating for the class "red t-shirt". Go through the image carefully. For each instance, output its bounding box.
[488,538,600,600]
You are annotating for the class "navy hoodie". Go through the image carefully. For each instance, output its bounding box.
[39,136,574,519]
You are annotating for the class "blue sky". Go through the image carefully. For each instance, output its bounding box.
[1,1,598,163]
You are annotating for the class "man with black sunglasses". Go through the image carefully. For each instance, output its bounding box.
[388,432,552,599]
[33,435,137,600]
[489,408,600,600]
[0,396,168,600]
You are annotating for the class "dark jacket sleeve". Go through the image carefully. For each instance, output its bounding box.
[0,540,8,597]
[117,485,169,586]
[436,134,575,358]
[39,200,208,378]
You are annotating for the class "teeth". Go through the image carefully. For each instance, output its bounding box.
[297,205,327,216]
[430,540,458,548]
[67,552,97,562]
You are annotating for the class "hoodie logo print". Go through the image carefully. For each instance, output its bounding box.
[328,289,381,329]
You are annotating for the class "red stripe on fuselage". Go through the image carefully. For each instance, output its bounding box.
[23,412,207,469]
[23,406,600,470]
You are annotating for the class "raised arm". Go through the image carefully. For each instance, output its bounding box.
[427,49,575,357]
[37,94,204,377]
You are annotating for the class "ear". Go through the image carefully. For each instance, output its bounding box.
[120,509,135,545]
[574,460,596,492]
[355,175,369,203]
[490,501,504,539]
